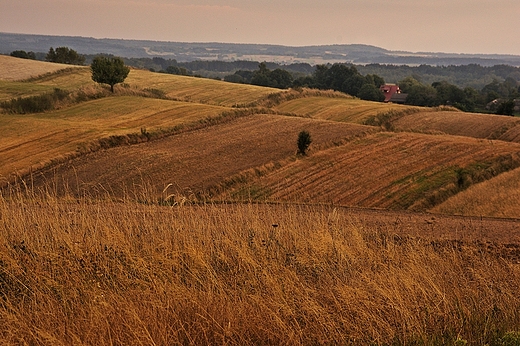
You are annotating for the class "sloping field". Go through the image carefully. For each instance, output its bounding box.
[127,69,279,107]
[273,96,414,124]
[431,166,520,218]
[1,59,278,106]
[0,80,58,102]
[394,111,520,141]
[22,114,377,198]
[271,96,520,146]
[0,66,277,183]
[0,55,77,81]
[217,132,520,211]
[4,59,520,217]
[21,68,278,107]
[0,97,229,182]
[0,56,89,101]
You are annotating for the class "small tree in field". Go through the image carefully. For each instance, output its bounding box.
[91,56,130,93]
[297,130,312,156]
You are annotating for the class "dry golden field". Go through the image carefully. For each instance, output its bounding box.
[393,111,520,141]
[1,195,519,345]
[273,96,418,124]
[2,56,520,345]
[0,55,80,82]
[431,166,520,218]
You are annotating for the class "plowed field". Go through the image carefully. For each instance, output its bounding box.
[24,114,376,198]
[218,132,520,210]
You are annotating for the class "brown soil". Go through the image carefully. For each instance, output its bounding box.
[22,114,375,197]
[333,204,520,245]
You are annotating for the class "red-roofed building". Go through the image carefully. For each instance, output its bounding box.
[380,84,407,103]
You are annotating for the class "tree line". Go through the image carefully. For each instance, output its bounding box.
[222,62,520,114]
[8,47,520,114]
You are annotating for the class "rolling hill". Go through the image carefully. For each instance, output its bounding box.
[2,54,520,217]
[2,51,520,346]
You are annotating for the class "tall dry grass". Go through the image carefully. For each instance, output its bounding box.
[1,188,519,345]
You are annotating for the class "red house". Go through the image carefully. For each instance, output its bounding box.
[380,84,407,103]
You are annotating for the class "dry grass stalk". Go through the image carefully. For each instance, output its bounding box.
[1,190,519,345]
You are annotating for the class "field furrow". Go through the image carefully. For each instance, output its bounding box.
[223,132,520,210]
[19,115,376,198]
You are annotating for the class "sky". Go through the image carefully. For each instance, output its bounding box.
[1,0,520,55]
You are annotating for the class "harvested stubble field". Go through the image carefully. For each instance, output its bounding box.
[272,96,417,124]
[216,131,520,210]
[0,55,77,82]
[23,114,377,199]
[1,56,520,345]
[0,96,229,183]
[393,111,520,142]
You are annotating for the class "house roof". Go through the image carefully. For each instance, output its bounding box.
[380,84,401,102]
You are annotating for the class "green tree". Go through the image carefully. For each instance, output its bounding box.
[297,131,312,156]
[341,74,365,96]
[251,62,274,87]
[91,56,130,93]
[224,73,245,83]
[165,65,189,75]
[398,76,422,93]
[358,83,385,101]
[46,47,85,65]
[496,100,515,116]
[10,50,36,60]
[270,68,293,89]
[406,84,439,106]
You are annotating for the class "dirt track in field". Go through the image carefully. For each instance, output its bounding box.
[237,202,520,259]
[333,205,520,244]
[343,205,520,263]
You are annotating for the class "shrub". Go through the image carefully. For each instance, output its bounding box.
[297,130,312,155]
[0,88,70,114]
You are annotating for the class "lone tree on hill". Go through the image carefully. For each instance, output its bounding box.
[297,130,312,156]
[91,56,130,93]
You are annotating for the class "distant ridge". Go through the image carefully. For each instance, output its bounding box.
[2,32,520,66]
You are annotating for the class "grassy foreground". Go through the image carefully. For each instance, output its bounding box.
[1,191,519,345]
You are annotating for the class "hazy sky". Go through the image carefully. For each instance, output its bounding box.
[1,0,519,55]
